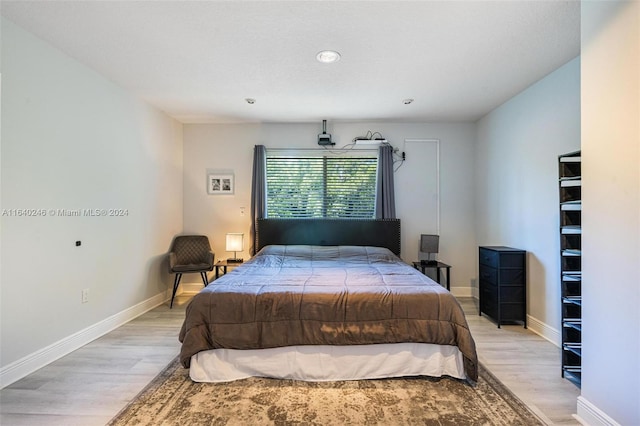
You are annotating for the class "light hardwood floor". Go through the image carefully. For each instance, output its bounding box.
[0,296,581,425]
[459,298,581,425]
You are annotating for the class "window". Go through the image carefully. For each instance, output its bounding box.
[266,152,378,219]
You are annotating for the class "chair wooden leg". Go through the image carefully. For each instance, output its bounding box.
[171,273,182,309]
[200,272,209,287]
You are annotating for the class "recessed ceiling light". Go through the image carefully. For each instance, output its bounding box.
[316,50,341,64]
[245,98,256,104]
[403,98,414,105]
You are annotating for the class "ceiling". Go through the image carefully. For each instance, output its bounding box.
[1,1,580,124]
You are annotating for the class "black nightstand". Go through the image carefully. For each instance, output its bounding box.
[412,261,451,290]
[214,260,243,279]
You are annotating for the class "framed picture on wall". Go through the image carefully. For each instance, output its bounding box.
[207,172,234,195]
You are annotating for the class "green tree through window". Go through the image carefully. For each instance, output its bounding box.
[266,155,377,219]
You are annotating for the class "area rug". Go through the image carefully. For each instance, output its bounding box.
[108,357,543,426]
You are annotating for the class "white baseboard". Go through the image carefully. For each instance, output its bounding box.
[0,292,169,389]
[526,313,561,347]
[576,396,621,426]
[450,286,473,298]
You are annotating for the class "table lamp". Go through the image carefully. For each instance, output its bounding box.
[226,233,244,263]
[419,234,439,265]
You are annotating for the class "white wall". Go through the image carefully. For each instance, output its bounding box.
[475,57,581,342]
[0,18,183,382]
[182,122,477,294]
[579,1,639,425]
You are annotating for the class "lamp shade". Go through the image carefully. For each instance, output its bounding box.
[226,233,244,252]
[418,234,439,263]
[420,234,439,253]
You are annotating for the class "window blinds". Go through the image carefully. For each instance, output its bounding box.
[266,153,378,219]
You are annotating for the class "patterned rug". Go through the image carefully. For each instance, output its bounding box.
[108,357,543,425]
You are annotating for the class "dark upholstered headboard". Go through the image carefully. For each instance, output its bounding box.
[256,218,401,255]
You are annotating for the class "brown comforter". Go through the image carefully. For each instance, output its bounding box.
[179,245,478,381]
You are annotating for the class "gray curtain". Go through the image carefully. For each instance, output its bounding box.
[250,145,267,255]
[375,144,396,219]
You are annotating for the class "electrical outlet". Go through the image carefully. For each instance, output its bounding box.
[81,288,89,303]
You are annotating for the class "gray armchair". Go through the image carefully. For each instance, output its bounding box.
[168,235,214,308]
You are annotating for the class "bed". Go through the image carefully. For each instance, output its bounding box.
[179,219,478,383]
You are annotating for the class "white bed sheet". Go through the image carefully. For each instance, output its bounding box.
[189,343,466,383]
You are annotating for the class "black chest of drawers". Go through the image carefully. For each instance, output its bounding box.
[479,246,527,328]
